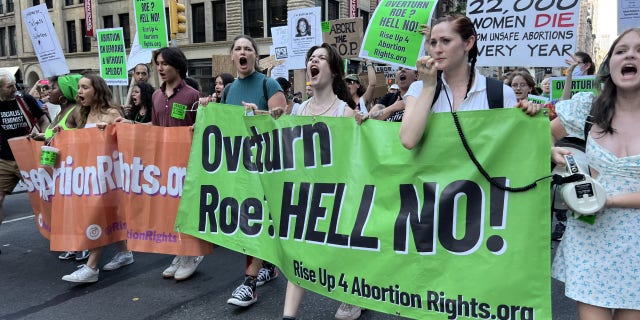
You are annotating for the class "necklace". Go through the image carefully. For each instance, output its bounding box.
[306,95,338,119]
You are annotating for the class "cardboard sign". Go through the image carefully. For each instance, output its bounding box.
[212,55,236,78]
[322,18,363,59]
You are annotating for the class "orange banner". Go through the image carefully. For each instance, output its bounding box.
[9,124,212,256]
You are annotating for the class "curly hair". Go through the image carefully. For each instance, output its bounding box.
[127,81,154,121]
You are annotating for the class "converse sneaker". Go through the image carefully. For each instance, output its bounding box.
[58,251,76,260]
[162,256,182,278]
[75,250,90,261]
[227,276,257,307]
[256,263,278,286]
[174,256,204,281]
[62,264,99,283]
[551,223,566,241]
[102,251,134,271]
[335,303,363,320]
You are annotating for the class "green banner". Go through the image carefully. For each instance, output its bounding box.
[133,0,168,49]
[359,0,436,67]
[97,28,127,86]
[176,105,552,320]
[550,75,598,101]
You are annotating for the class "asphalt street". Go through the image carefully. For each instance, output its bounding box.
[0,191,577,320]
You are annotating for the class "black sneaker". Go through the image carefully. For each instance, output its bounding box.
[227,276,257,307]
[256,263,278,286]
[551,223,566,241]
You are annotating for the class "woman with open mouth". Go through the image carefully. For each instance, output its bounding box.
[281,43,356,320]
[222,35,288,308]
[61,72,131,284]
[506,71,538,102]
[551,27,640,320]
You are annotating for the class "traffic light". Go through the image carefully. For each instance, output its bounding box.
[169,0,187,39]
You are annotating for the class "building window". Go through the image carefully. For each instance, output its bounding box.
[267,0,286,37]
[212,0,226,41]
[0,3,3,14]
[0,27,5,57]
[188,59,213,96]
[7,0,14,13]
[67,20,77,53]
[328,0,339,20]
[8,26,15,55]
[103,15,113,28]
[359,10,369,29]
[118,14,130,48]
[65,0,74,6]
[81,19,91,52]
[192,3,205,43]
[243,0,263,38]
[32,0,51,7]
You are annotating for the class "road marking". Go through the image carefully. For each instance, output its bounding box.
[4,215,34,223]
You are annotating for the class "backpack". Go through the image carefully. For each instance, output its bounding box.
[431,70,504,109]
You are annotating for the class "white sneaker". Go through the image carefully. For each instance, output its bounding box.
[335,303,363,320]
[62,264,99,283]
[162,256,182,278]
[102,251,134,271]
[174,256,204,281]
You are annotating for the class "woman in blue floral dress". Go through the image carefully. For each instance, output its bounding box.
[551,28,640,320]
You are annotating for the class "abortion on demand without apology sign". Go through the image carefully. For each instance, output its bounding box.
[467,0,581,67]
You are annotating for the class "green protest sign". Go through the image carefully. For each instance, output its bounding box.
[359,0,436,67]
[527,94,549,104]
[133,0,168,49]
[175,105,552,319]
[97,28,127,86]
[550,75,598,101]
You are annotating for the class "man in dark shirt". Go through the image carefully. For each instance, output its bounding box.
[0,70,49,248]
[368,67,418,122]
[150,47,204,278]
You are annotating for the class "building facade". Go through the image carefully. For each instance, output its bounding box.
[0,0,379,97]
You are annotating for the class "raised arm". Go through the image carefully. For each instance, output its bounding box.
[399,56,438,149]
[361,61,377,110]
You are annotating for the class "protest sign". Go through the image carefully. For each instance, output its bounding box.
[289,7,323,69]
[322,18,363,59]
[22,4,70,77]
[550,75,598,100]
[175,105,552,319]
[527,94,549,104]
[9,125,212,256]
[97,28,128,86]
[127,32,153,71]
[375,65,398,82]
[360,0,436,68]
[212,55,236,78]
[467,1,580,67]
[618,0,640,34]
[133,0,169,49]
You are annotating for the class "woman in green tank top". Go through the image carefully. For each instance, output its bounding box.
[32,74,82,141]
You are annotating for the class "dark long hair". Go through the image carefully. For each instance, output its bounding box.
[78,72,123,128]
[590,28,640,135]
[305,43,355,110]
[127,81,154,122]
[432,14,478,95]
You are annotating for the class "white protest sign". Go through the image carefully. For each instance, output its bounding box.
[22,4,69,77]
[288,7,323,69]
[618,0,640,35]
[467,1,581,67]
